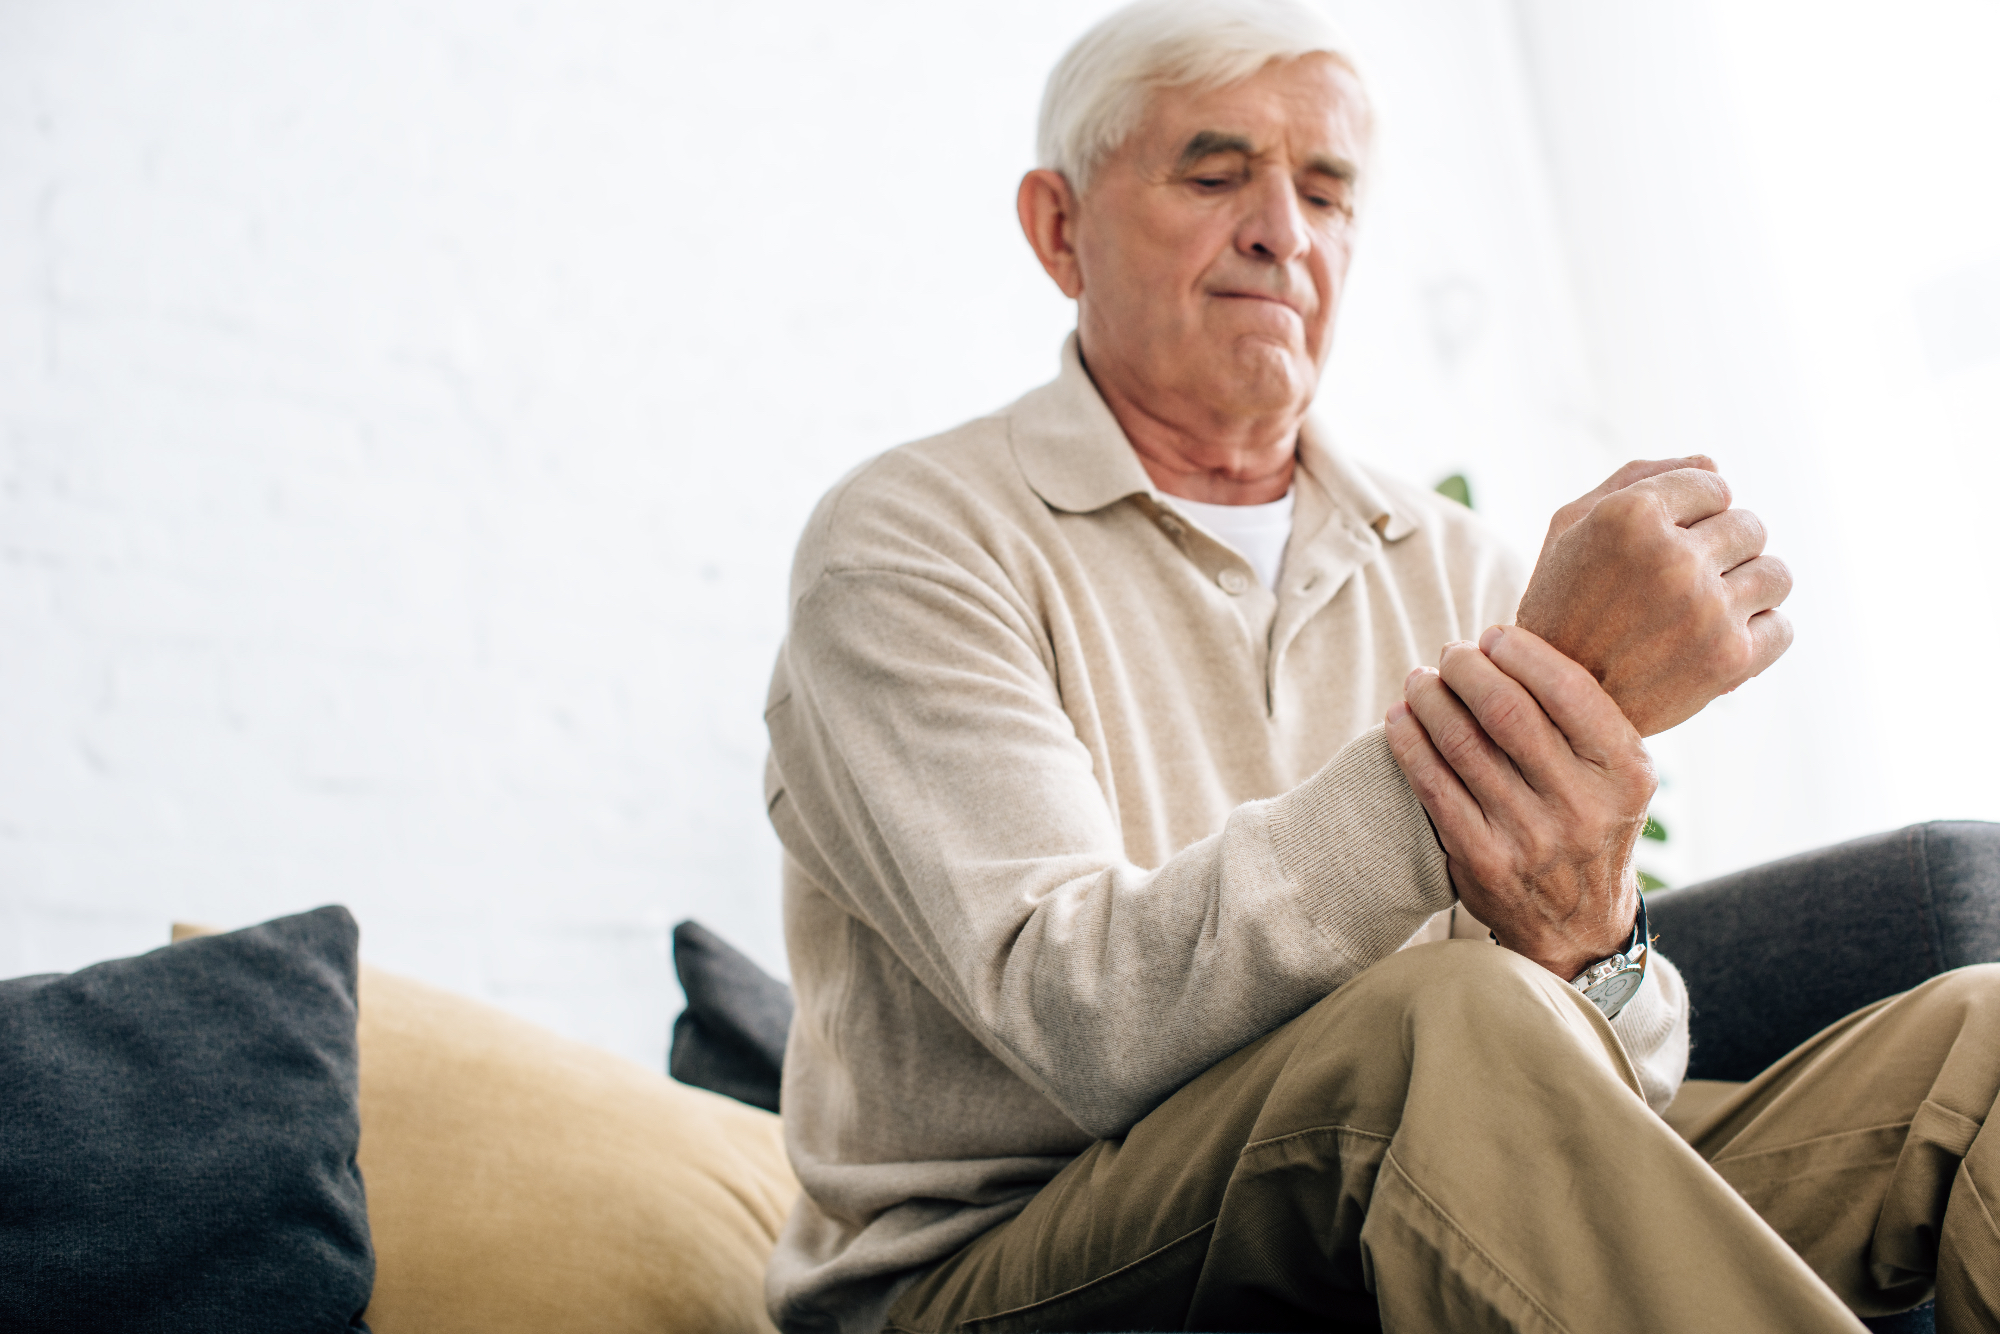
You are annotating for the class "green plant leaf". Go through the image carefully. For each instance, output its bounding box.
[1637,870,1669,894]
[1434,473,1472,508]
[1642,815,1667,842]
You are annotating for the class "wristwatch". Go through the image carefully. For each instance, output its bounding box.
[1568,894,1650,1020]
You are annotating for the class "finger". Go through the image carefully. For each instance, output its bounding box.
[1742,608,1794,681]
[1546,456,1720,543]
[1608,466,1734,529]
[1722,553,1791,617]
[1434,640,1574,791]
[1685,507,1768,574]
[1403,664,1537,816]
[1591,454,1720,501]
[1384,700,1488,855]
[1477,625,1642,771]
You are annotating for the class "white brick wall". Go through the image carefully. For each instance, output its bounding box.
[11,0,1958,1068]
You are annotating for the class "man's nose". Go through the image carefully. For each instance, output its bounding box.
[1236,173,1310,265]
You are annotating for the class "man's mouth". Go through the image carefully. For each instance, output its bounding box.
[1212,291,1308,319]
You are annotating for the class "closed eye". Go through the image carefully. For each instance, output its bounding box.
[1303,182,1357,217]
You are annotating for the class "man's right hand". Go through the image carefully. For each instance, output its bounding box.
[1514,457,1794,736]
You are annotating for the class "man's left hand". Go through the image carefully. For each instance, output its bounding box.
[1385,625,1653,980]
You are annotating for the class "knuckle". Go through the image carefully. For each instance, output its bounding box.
[1662,549,1711,605]
[1698,584,1745,627]
[1482,692,1530,738]
[1629,757,1660,800]
[1436,723,1485,770]
[1600,489,1665,541]
[1602,459,1647,490]
[1550,675,1607,725]
[1679,465,1734,509]
[1761,554,1794,595]
[1597,490,1644,526]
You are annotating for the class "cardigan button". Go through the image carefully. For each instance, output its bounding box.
[1217,568,1249,595]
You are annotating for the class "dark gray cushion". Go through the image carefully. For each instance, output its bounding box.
[1650,821,2000,1081]
[668,919,792,1113]
[0,906,373,1333]
[1861,1303,1936,1333]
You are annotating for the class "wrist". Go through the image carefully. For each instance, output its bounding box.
[1489,902,1641,981]
[1505,940,1610,982]
[1565,895,1651,1019]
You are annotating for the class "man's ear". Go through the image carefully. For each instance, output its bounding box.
[1017,169,1084,299]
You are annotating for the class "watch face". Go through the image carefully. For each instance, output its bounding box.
[1587,969,1644,1014]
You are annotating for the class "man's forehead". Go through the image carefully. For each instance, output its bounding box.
[1138,62,1370,173]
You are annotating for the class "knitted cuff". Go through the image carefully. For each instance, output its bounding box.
[1265,726,1455,964]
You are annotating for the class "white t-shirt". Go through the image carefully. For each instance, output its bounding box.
[1169,489,1297,592]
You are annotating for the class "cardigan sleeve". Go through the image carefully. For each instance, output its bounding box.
[769,562,1456,1140]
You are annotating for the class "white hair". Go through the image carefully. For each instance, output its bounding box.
[1037,0,1368,193]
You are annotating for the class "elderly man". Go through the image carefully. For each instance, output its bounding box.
[761,3,2000,1331]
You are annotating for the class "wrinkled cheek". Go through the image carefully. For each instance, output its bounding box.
[1305,319,1336,368]
[1299,287,1338,360]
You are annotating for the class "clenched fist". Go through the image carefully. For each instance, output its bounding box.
[1515,457,1793,736]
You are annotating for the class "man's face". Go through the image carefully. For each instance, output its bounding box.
[1072,54,1368,428]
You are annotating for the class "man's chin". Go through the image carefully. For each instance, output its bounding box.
[1208,340,1315,417]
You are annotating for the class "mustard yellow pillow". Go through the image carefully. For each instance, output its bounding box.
[174,925,798,1334]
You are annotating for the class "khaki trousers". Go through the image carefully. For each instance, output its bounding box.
[882,941,2000,1333]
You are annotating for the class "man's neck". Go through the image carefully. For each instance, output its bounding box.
[1081,352,1301,506]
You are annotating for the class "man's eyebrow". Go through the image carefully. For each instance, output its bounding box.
[1304,153,1359,183]
[1174,131,1254,172]
[1173,131,1359,184]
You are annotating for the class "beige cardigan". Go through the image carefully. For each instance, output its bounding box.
[762,339,1689,1333]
